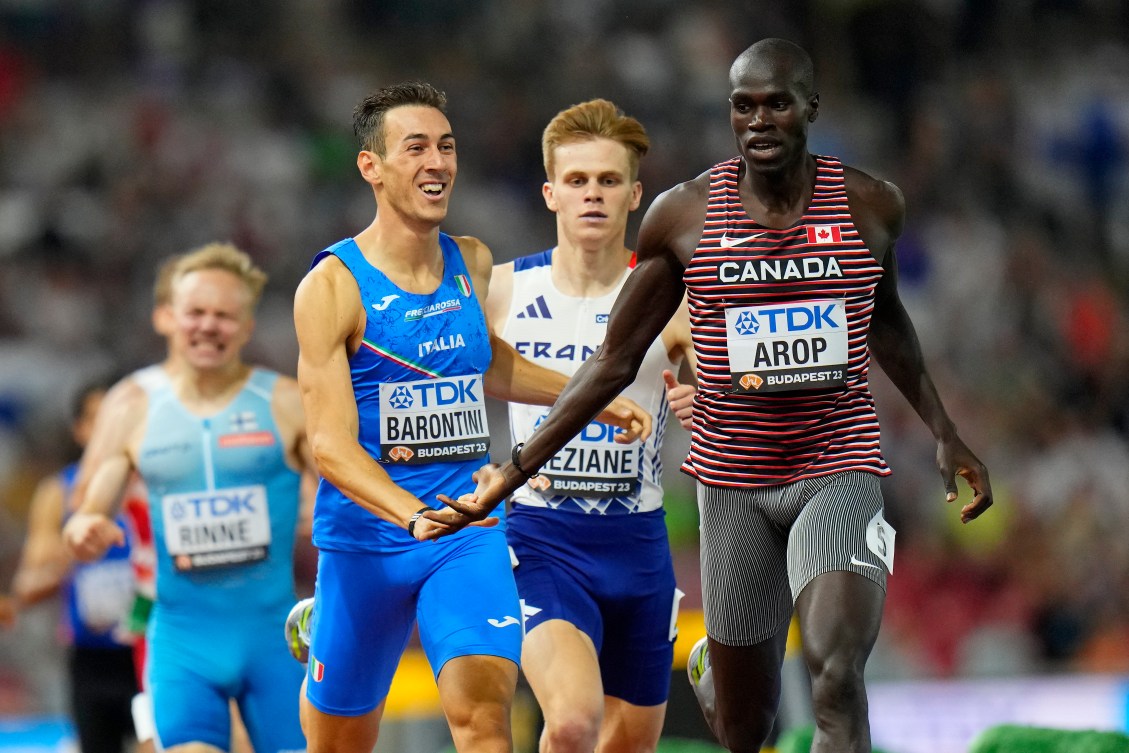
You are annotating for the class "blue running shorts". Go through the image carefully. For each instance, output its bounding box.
[305,527,521,716]
[147,607,305,753]
[506,505,680,707]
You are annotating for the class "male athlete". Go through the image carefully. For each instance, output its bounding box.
[432,40,994,753]
[64,243,312,753]
[291,81,649,753]
[487,98,695,753]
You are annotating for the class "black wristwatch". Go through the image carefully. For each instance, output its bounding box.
[407,506,430,537]
[511,442,539,478]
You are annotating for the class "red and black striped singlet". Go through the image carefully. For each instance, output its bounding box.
[681,156,891,487]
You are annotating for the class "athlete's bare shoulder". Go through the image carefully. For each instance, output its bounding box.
[638,168,712,267]
[843,165,906,260]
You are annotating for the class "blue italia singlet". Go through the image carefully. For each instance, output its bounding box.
[310,233,494,552]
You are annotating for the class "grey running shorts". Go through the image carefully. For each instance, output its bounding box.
[696,471,892,645]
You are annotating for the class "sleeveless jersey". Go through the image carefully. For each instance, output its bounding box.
[59,464,135,649]
[134,366,301,615]
[681,156,890,486]
[310,234,493,552]
[503,249,675,513]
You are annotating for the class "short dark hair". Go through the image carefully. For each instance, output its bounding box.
[353,81,448,156]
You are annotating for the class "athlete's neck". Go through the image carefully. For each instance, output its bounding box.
[550,238,631,298]
[739,152,818,227]
[168,362,253,416]
[354,215,445,293]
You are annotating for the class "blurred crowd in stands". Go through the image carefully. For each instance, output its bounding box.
[1,0,1128,716]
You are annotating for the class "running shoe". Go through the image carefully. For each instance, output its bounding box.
[687,635,716,721]
[284,597,314,664]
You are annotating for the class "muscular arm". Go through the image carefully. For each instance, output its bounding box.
[851,171,992,521]
[294,259,438,529]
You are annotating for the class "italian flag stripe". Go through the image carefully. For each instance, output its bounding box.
[361,340,442,378]
[455,274,472,297]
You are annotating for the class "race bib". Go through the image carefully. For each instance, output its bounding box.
[725,299,848,393]
[74,559,135,632]
[379,375,490,464]
[532,417,640,499]
[162,485,270,571]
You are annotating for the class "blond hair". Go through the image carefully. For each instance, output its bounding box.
[541,99,650,181]
[161,242,268,308]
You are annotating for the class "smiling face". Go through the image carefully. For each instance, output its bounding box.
[729,49,818,175]
[542,137,642,252]
[166,268,254,372]
[366,104,457,229]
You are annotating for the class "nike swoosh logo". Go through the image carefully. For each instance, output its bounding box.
[487,616,520,628]
[719,232,766,248]
[849,555,881,571]
[372,294,400,311]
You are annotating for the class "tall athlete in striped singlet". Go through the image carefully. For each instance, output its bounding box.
[291,82,648,753]
[437,40,993,753]
[64,243,314,753]
[486,99,695,753]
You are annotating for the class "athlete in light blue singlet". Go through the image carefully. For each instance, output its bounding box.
[64,243,314,753]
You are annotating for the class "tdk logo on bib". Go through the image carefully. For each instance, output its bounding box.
[389,386,414,409]
[169,491,257,519]
[734,311,759,335]
[386,379,481,409]
[748,304,839,334]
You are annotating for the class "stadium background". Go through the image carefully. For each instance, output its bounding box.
[1,1,1128,751]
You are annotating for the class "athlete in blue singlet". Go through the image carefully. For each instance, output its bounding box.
[290,82,650,753]
[484,99,696,753]
[3,381,140,753]
[64,243,315,753]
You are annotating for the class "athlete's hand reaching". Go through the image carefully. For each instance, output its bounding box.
[415,466,505,541]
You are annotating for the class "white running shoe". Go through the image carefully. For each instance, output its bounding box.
[284,597,314,664]
[687,635,716,721]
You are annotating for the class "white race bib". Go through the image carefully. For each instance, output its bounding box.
[532,416,640,499]
[379,375,490,464]
[725,299,849,392]
[163,485,270,571]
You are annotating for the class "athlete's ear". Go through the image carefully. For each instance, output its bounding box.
[357,150,382,186]
[629,180,643,212]
[808,93,820,123]
[542,181,558,212]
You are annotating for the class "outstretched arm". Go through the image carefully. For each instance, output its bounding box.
[433,182,703,528]
[4,474,70,625]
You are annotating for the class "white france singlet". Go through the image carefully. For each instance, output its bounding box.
[502,249,675,514]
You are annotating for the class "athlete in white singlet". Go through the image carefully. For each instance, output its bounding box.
[485,99,695,753]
